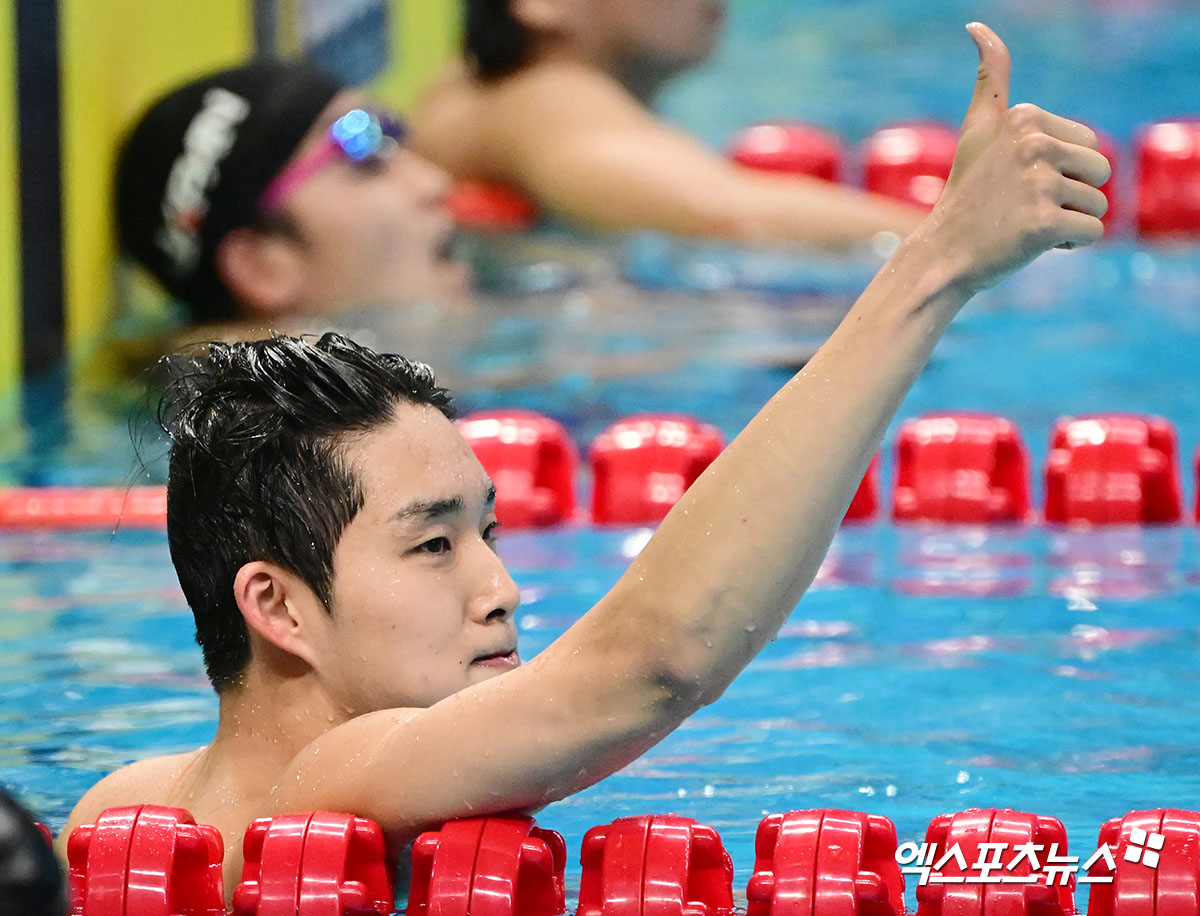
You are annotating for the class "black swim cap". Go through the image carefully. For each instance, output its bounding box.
[115,59,344,323]
[0,790,64,916]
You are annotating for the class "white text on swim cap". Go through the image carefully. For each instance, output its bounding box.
[156,87,251,276]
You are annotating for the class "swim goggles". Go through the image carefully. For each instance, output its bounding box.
[259,108,406,214]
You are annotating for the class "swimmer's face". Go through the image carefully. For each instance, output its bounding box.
[598,0,725,73]
[262,91,470,314]
[311,402,521,714]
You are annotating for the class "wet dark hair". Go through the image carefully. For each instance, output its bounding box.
[0,790,64,916]
[464,0,532,79]
[158,332,455,690]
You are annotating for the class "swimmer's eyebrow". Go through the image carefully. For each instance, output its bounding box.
[389,482,496,527]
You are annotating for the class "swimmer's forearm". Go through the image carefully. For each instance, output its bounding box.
[527,131,925,246]
[694,170,926,247]
[610,228,970,702]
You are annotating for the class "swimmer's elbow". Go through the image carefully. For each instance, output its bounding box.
[635,615,744,715]
[647,663,730,716]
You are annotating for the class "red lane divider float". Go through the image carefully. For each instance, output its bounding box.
[915,809,1074,916]
[893,414,1032,524]
[861,123,958,211]
[458,410,580,528]
[747,809,903,916]
[409,815,566,916]
[5,412,1200,531]
[0,485,167,529]
[65,805,1200,916]
[447,181,541,232]
[578,815,733,916]
[1089,810,1200,916]
[1044,414,1182,525]
[590,415,725,525]
[1095,130,1122,232]
[727,122,845,181]
[233,811,394,915]
[1135,119,1200,237]
[844,455,881,524]
[68,804,225,916]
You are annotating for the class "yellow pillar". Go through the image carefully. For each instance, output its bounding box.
[0,0,18,423]
[377,0,462,112]
[58,0,253,373]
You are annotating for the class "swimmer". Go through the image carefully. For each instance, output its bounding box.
[116,60,468,326]
[65,25,1109,903]
[409,0,926,245]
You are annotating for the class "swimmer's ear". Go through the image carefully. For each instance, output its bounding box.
[234,561,324,670]
[215,227,305,319]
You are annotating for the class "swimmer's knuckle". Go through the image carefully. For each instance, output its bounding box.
[1008,103,1042,129]
[1016,131,1053,164]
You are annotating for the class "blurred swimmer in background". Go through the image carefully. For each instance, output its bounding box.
[116,60,468,328]
[410,0,925,244]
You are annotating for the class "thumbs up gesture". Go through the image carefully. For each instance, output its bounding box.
[923,23,1111,291]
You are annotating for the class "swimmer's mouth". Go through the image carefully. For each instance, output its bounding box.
[471,648,520,668]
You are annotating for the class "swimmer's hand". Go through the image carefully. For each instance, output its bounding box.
[918,22,1111,292]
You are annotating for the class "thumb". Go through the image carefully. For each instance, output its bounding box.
[961,22,1011,133]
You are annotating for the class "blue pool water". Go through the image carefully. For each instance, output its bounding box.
[3,0,1200,909]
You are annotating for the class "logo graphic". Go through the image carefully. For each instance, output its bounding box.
[1123,828,1165,868]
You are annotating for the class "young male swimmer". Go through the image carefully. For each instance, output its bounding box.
[61,25,1110,899]
[116,60,467,326]
[410,0,926,245]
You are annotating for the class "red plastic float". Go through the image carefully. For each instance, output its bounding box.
[861,123,958,210]
[915,809,1075,916]
[892,414,1032,524]
[578,814,733,916]
[67,804,225,916]
[1043,414,1182,525]
[746,809,904,916]
[590,415,725,525]
[458,410,579,529]
[0,485,167,529]
[447,181,541,232]
[63,805,1200,916]
[409,815,566,916]
[843,455,881,523]
[1134,119,1200,236]
[1088,809,1200,916]
[232,811,393,915]
[727,123,845,181]
[1096,130,1122,232]
[1195,442,1200,523]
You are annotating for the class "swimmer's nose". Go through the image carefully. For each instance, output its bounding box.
[467,540,521,624]
[399,148,453,210]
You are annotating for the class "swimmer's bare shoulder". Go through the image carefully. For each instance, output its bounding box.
[54,748,203,857]
[410,59,654,183]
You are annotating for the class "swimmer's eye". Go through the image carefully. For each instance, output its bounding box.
[415,536,452,555]
[351,154,388,176]
[483,521,500,546]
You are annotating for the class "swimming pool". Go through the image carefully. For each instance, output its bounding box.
[4,0,1200,910]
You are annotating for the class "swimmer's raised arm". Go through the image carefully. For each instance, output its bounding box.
[412,60,924,246]
[275,24,1108,848]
